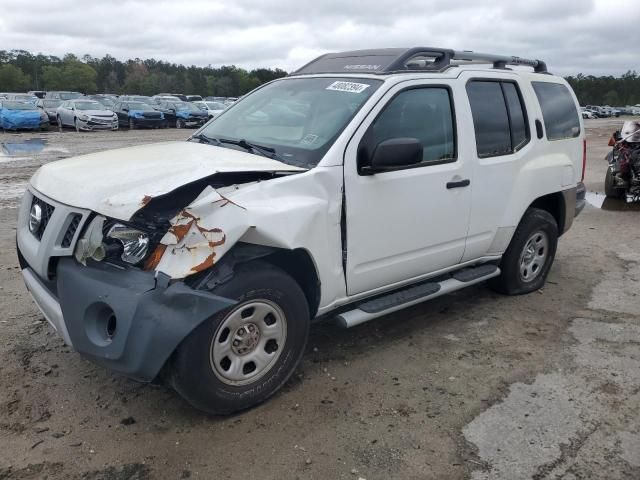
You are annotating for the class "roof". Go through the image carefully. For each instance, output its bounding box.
[292,47,548,76]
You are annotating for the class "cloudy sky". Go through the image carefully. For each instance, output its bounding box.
[0,0,638,76]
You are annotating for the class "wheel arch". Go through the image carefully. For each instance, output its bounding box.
[527,191,568,236]
[187,242,322,319]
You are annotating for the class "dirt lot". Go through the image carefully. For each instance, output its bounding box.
[0,121,638,480]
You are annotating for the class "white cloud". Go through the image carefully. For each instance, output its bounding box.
[0,0,637,75]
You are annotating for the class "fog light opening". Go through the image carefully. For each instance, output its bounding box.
[106,314,117,338]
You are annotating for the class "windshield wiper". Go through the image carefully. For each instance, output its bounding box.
[218,138,279,160]
[190,134,284,162]
[190,133,218,145]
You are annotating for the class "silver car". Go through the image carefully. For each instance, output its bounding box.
[193,101,226,119]
[56,99,118,132]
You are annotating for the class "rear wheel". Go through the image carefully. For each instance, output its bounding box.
[490,208,558,295]
[604,168,624,198]
[168,261,310,415]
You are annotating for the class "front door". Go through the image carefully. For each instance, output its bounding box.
[344,81,472,295]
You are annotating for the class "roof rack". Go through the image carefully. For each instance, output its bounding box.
[291,47,548,76]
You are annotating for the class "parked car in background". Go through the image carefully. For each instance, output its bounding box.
[586,105,607,118]
[0,100,48,131]
[119,95,157,106]
[46,91,84,101]
[113,101,165,129]
[88,95,116,109]
[153,94,183,104]
[36,99,62,125]
[56,99,118,132]
[28,90,46,99]
[186,95,203,102]
[224,97,238,106]
[193,100,226,119]
[155,100,208,128]
[4,93,38,104]
[204,96,227,102]
[580,107,595,119]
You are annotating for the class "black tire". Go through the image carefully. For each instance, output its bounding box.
[176,119,184,129]
[490,208,558,295]
[129,118,136,130]
[604,168,623,198]
[168,261,310,415]
[57,116,63,131]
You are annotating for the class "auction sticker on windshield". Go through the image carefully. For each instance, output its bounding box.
[326,81,370,93]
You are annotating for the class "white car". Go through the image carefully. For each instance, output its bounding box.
[17,47,585,415]
[193,100,226,119]
[56,99,118,131]
[581,107,595,119]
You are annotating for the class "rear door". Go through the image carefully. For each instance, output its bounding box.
[343,80,473,295]
[457,74,534,261]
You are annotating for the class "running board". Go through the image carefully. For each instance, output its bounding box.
[335,264,500,328]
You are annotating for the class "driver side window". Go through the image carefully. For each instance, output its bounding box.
[358,87,456,171]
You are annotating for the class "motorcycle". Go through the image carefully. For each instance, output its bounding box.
[605,120,640,201]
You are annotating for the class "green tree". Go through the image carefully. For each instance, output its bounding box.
[0,64,31,91]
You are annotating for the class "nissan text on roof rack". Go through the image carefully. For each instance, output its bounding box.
[17,47,587,414]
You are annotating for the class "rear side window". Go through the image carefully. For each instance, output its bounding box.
[466,80,530,158]
[532,82,580,140]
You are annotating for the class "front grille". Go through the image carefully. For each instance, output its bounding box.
[31,196,55,240]
[143,112,161,118]
[61,214,82,248]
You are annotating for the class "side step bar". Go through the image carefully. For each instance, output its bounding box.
[335,264,500,328]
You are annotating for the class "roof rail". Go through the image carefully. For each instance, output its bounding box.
[291,47,548,76]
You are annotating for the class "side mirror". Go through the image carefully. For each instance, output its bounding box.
[364,138,423,174]
[122,107,129,112]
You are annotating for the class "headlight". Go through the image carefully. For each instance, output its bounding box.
[78,114,89,121]
[106,224,149,264]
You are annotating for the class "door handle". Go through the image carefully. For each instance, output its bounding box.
[446,179,470,189]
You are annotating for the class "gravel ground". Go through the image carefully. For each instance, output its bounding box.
[0,120,638,479]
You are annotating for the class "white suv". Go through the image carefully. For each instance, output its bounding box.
[17,48,586,414]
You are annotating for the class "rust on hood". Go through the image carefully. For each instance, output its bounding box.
[144,244,167,271]
[191,252,216,273]
[141,195,153,207]
[212,193,247,210]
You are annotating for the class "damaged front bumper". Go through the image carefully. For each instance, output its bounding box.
[20,256,235,382]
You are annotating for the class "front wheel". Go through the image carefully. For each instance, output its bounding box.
[176,119,184,129]
[129,118,136,130]
[74,118,81,132]
[490,208,558,295]
[168,261,310,415]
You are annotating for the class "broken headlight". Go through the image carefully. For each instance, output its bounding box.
[106,224,150,265]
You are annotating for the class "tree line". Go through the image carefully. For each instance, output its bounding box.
[1,49,639,106]
[0,50,288,97]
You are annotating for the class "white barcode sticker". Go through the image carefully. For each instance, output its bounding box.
[326,81,370,93]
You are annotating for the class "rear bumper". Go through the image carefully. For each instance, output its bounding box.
[19,256,236,382]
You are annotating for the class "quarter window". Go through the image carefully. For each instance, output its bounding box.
[466,80,530,158]
[532,82,580,140]
[360,87,456,170]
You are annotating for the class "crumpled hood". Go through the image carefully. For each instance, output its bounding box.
[30,141,304,220]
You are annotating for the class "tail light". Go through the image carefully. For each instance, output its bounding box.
[581,138,587,182]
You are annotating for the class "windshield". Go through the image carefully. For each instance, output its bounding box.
[43,100,62,108]
[128,102,156,111]
[176,103,201,112]
[13,94,36,101]
[74,101,103,110]
[2,101,36,110]
[198,77,381,168]
[206,102,225,110]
